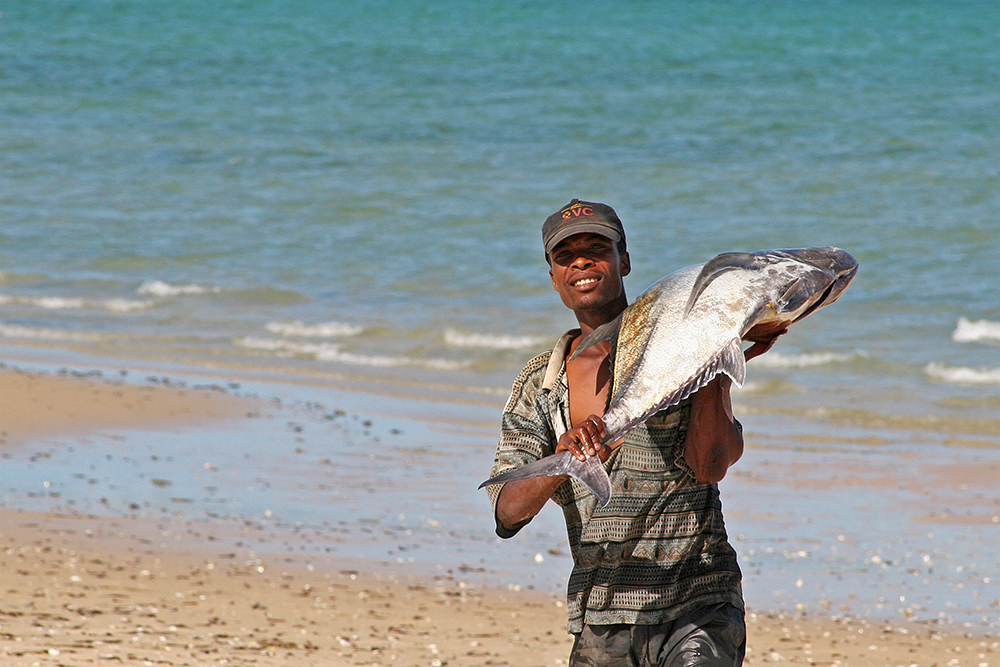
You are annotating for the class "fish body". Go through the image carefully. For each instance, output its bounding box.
[480,247,858,506]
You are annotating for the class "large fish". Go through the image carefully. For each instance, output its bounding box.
[480,247,858,506]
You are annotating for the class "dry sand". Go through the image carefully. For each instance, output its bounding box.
[1,368,997,666]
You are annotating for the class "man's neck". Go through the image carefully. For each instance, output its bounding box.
[574,295,628,339]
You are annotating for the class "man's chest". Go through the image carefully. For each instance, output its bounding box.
[564,349,612,427]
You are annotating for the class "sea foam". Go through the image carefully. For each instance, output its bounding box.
[750,351,859,369]
[234,337,467,371]
[0,294,153,312]
[103,298,154,313]
[925,363,1000,385]
[266,320,363,338]
[0,324,105,342]
[137,280,222,297]
[444,329,547,350]
[952,317,1000,344]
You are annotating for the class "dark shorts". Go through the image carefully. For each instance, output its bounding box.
[568,602,746,667]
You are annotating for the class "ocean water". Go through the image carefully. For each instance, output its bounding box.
[2,0,999,628]
[3,0,999,436]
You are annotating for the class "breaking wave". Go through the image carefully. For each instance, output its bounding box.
[952,317,1000,344]
[925,363,1000,385]
[0,294,153,313]
[444,329,547,350]
[137,280,222,297]
[265,320,363,338]
[750,350,860,369]
[234,337,468,371]
[0,324,106,342]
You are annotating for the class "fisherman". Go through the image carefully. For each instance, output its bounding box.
[485,199,787,667]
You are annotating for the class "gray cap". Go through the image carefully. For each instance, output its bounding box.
[542,199,625,254]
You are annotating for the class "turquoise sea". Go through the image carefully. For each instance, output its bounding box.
[2,0,999,630]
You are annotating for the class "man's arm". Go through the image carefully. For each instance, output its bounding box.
[684,325,788,484]
[495,475,567,529]
[684,375,743,484]
[495,415,610,529]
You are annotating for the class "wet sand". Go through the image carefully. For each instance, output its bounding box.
[0,366,251,446]
[1,368,997,666]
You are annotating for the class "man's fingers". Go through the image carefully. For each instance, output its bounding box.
[559,416,610,461]
[579,416,609,457]
[556,432,584,461]
[586,417,605,448]
[587,415,607,436]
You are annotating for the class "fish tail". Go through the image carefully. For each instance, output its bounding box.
[479,451,612,506]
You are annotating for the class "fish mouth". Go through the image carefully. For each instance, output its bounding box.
[792,262,858,322]
[792,281,837,322]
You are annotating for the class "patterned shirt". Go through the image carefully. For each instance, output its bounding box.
[487,330,744,634]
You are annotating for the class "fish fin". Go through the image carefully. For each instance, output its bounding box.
[478,451,612,507]
[605,337,747,442]
[568,315,622,362]
[575,455,613,506]
[678,337,746,392]
[718,337,747,387]
[668,336,746,398]
[685,251,775,317]
[776,277,805,311]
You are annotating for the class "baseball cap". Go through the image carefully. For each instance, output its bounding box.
[542,199,626,255]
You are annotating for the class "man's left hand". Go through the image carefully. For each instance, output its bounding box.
[743,322,789,362]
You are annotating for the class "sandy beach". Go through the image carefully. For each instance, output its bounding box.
[1,367,997,667]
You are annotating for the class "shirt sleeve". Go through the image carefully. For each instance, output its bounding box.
[485,352,558,538]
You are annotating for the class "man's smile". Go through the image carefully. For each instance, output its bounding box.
[571,276,602,288]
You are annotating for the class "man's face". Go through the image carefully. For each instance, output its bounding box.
[548,233,630,313]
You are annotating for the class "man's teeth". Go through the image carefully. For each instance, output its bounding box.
[574,278,598,287]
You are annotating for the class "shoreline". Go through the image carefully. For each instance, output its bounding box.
[1,506,996,667]
[0,363,997,666]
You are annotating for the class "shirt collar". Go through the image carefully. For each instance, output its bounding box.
[542,328,580,391]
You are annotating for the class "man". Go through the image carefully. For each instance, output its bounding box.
[485,199,785,667]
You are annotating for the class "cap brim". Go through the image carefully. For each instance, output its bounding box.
[544,223,622,254]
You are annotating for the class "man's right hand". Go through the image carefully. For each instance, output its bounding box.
[557,414,613,463]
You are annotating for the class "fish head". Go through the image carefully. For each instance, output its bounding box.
[755,247,859,324]
[684,246,857,328]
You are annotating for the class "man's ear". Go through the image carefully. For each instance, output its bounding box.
[620,251,631,278]
[549,267,557,290]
